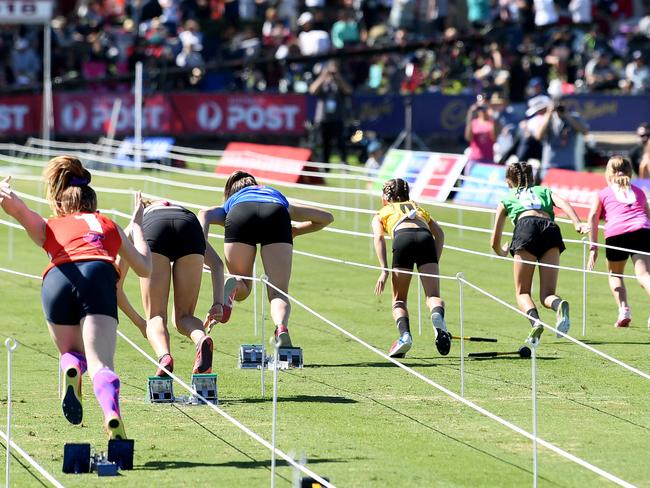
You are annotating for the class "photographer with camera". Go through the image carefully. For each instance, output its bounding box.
[535,98,589,177]
[464,95,499,171]
[309,61,353,166]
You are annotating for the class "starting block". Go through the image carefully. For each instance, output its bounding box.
[62,440,134,475]
[300,476,331,487]
[148,376,174,403]
[238,344,267,369]
[269,347,303,370]
[190,373,218,405]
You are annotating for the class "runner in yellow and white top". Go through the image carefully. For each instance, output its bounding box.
[372,178,450,358]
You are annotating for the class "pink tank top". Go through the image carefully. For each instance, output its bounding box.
[599,184,650,238]
[468,118,495,163]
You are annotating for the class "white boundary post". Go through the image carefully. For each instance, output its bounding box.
[42,23,53,148]
[253,262,258,336]
[457,272,465,397]
[5,338,18,488]
[134,62,143,169]
[417,276,422,336]
[582,237,587,337]
[531,342,539,488]
[270,337,280,488]
[260,274,268,398]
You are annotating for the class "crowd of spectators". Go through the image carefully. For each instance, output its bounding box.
[1,0,650,97]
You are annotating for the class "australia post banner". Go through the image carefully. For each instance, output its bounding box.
[52,92,306,136]
[453,163,508,208]
[171,93,306,135]
[541,168,606,219]
[55,93,177,135]
[0,95,41,136]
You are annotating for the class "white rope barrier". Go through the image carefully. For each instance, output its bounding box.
[457,277,650,382]
[259,278,636,488]
[0,265,332,487]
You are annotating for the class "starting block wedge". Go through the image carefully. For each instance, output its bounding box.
[190,373,218,404]
[238,344,267,369]
[269,347,303,370]
[63,443,91,474]
[107,439,134,470]
[92,452,118,477]
[148,376,174,403]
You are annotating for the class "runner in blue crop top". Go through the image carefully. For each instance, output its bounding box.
[198,171,333,348]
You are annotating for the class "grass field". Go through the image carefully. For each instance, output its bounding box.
[1,157,650,487]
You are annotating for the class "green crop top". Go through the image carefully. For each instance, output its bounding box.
[501,186,555,224]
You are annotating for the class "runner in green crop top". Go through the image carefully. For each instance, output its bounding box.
[490,162,588,347]
[501,185,555,224]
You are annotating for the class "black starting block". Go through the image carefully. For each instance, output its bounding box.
[269,347,303,370]
[190,373,218,405]
[238,344,267,369]
[63,443,91,474]
[148,376,174,403]
[63,439,134,475]
[300,476,330,487]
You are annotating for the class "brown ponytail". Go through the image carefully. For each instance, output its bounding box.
[44,155,97,216]
[382,178,410,202]
[224,170,258,201]
[605,155,632,189]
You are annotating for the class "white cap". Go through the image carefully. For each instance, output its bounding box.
[525,95,551,117]
[297,12,314,26]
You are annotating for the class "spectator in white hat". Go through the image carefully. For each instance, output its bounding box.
[297,12,331,56]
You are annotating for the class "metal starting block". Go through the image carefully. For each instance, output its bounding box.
[62,440,134,475]
[190,373,218,404]
[238,344,268,369]
[148,376,174,403]
[269,347,303,370]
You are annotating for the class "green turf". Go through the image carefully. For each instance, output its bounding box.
[0,161,649,487]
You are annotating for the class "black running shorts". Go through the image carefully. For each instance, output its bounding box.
[225,202,293,246]
[42,261,118,325]
[143,206,206,261]
[605,228,650,262]
[510,216,565,259]
[392,227,438,270]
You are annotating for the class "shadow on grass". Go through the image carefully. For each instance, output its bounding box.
[307,359,441,368]
[293,374,566,487]
[580,340,650,346]
[230,394,357,404]
[139,457,345,471]
[468,356,560,362]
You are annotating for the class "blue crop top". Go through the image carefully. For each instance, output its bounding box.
[223,185,290,214]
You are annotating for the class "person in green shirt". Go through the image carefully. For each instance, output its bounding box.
[490,162,589,346]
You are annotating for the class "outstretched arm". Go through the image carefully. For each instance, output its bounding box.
[198,207,226,323]
[372,215,389,295]
[115,256,147,337]
[288,202,334,237]
[117,191,151,277]
[490,203,509,257]
[586,194,602,271]
[551,192,589,233]
[0,176,46,246]
[428,218,445,260]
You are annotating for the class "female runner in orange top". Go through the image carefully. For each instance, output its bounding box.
[0,156,151,440]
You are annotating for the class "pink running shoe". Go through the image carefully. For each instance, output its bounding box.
[615,307,631,328]
[155,353,174,377]
[220,277,238,324]
[193,336,214,374]
[274,325,293,347]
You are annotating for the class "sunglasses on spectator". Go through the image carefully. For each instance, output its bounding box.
[640,133,649,139]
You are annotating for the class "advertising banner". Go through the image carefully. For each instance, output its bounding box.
[171,93,306,135]
[0,94,41,135]
[412,153,467,202]
[0,1,53,24]
[453,163,508,208]
[215,142,322,185]
[541,168,606,219]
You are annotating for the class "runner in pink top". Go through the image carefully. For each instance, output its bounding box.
[587,156,650,328]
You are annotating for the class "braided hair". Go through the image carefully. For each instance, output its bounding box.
[382,178,410,203]
[505,162,534,194]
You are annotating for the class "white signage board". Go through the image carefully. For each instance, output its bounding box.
[0,1,53,24]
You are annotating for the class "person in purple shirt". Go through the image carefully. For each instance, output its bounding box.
[199,171,334,347]
[587,156,650,328]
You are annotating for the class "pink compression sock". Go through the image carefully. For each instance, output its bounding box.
[60,352,87,375]
[92,368,121,418]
